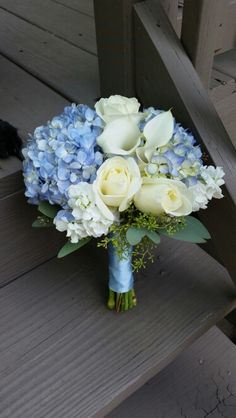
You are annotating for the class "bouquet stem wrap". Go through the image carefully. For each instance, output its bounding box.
[107,241,136,312]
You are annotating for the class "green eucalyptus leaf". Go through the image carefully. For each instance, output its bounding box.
[185,216,211,239]
[126,228,146,245]
[57,238,91,258]
[145,230,161,244]
[32,217,53,228]
[38,201,60,219]
[160,227,206,244]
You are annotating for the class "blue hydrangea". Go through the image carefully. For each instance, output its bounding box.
[143,108,203,185]
[23,104,104,208]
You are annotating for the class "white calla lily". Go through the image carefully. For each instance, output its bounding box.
[143,110,174,149]
[97,117,141,156]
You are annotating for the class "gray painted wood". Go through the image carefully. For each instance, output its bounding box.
[0,0,97,55]
[108,327,236,418]
[0,8,99,104]
[0,55,68,198]
[214,49,236,79]
[0,239,235,417]
[134,1,236,282]
[162,0,178,31]
[210,69,236,102]
[181,0,224,88]
[216,0,236,55]
[94,0,141,97]
[0,191,65,285]
[215,93,236,148]
[50,0,94,17]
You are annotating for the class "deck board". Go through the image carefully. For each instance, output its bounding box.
[108,327,236,418]
[50,0,94,17]
[0,8,99,104]
[0,0,97,55]
[0,239,235,417]
[0,55,69,198]
[214,49,236,79]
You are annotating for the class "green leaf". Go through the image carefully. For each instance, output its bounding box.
[145,230,161,244]
[38,201,60,219]
[126,228,146,245]
[32,217,53,228]
[57,238,91,258]
[185,216,211,239]
[160,227,206,244]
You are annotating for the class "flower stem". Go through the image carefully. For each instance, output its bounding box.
[107,288,137,312]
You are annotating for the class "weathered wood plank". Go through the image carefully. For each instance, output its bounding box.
[0,191,65,285]
[0,239,235,417]
[214,49,236,79]
[0,9,99,104]
[216,0,236,55]
[162,0,178,31]
[94,0,142,97]
[0,0,96,55]
[210,69,236,102]
[0,55,68,198]
[181,0,224,88]
[215,92,236,148]
[50,0,94,17]
[108,327,236,418]
[134,1,236,282]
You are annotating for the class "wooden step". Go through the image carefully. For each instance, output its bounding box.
[0,0,96,54]
[214,49,236,80]
[0,55,70,283]
[0,239,235,418]
[0,54,68,198]
[0,8,99,103]
[108,327,236,418]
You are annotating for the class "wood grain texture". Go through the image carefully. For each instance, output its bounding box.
[108,327,236,418]
[0,8,99,104]
[181,0,224,88]
[134,1,236,282]
[215,0,236,55]
[0,240,235,418]
[214,49,236,79]
[210,69,236,102]
[50,0,94,17]
[94,0,142,97]
[215,92,236,148]
[0,0,96,55]
[0,191,65,285]
[0,55,68,198]
[162,0,178,31]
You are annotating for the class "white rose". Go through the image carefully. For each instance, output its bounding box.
[95,95,142,123]
[93,156,141,217]
[134,177,193,216]
[97,116,141,156]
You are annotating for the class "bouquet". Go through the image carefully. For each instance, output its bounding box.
[23,95,225,312]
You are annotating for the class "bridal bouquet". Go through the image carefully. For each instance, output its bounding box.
[23,95,225,312]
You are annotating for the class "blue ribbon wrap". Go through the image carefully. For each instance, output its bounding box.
[108,242,133,293]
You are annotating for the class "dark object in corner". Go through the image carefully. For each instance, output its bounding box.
[0,120,23,161]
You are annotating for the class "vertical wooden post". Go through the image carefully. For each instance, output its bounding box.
[181,0,224,88]
[94,0,140,97]
[161,0,178,32]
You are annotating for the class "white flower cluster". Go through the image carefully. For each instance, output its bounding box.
[54,183,114,243]
[189,166,225,211]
